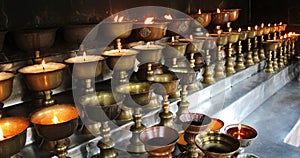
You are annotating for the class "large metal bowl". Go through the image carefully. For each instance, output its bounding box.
[162,42,188,58]
[147,73,180,95]
[224,124,258,148]
[134,22,168,42]
[165,18,192,36]
[223,9,240,22]
[211,12,229,25]
[102,49,138,71]
[0,72,14,102]
[63,24,96,44]
[195,131,240,158]
[133,44,164,63]
[189,13,212,27]
[101,21,133,39]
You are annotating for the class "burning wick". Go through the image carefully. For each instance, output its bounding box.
[237,124,242,139]
[171,36,175,42]
[255,25,258,30]
[164,14,172,20]
[198,9,202,14]
[41,60,46,71]
[114,15,124,22]
[284,34,287,39]
[51,115,59,124]
[268,23,271,27]
[238,28,242,33]
[206,33,210,37]
[190,35,193,40]
[217,30,222,35]
[279,22,283,25]
[228,28,232,32]
[117,41,122,52]
[217,8,221,13]
[0,126,4,141]
[146,42,151,48]
[144,17,154,24]
[261,23,264,28]
[83,51,86,62]
[248,26,251,31]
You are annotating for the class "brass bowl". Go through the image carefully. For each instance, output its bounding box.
[0,72,14,102]
[195,131,240,158]
[262,40,280,51]
[278,24,287,32]
[239,30,248,41]
[263,26,271,35]
[166,18,191,35]
[147,73,180,95]
[256,28,264,36]
[101,21,133,39]
[224,32,240,43]
[63,24,96,44]
[116,82,152,107]
[208,118,224,131]
[134,22,168,41]
[210,34,228,46]
[189,13,212,27]
[140,126,179,157]
[80,91,122,121]
[0,117,29,158]
[270,25,277,33]
[133,44,164,63]
[13,28,57,51]
[211,12,230,25]
[18,63,66,92]
[196,36,216,50]
[248,30,257,38]
[169,67,197,85]
[64,55,105,79]
[102,49,138,71]
[224,124,258,148]
[223,9,240,22]
[30,104,79,141]
[135,63,165,81]
[162,42,188,58]
[178,38,205,54]
[180,113,212,135]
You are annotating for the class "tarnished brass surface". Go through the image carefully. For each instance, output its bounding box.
[101,22,133,39]
[262,40,280,51]
[63,24,96,44]
[169,67,197,85]
[189,13,212,27]
[256,28,264,36]
[239,30,248,41]
[210,34,228,46]
[166,18,192,35]
[179,38,205,54]
[135,63,165,81]
[263,26,271,35]
[225,32,240,43]
[223,9,240,22]
[195,131,240,158]
[248,30,257,38]
[147,73,180,95]
[102,50,138,71]
[162,42,188,58]
[0,72,14,102]
[134,22,168,42]
[0,117,29,158]
[211,12,229,25]
[133,44,164,63]
[224,124,258,148]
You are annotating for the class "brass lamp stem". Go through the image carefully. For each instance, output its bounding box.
[190,53,195,68]
[172,58,178,68]
[202,49,215,84]
[259,36,266,60]
[245,38,254,66]
[235,40,246,70]
[85,79,94,93]
[265,50,274,73]
[273,50,279,71]
[176,85,189,123]
[43,90,56,106]
[120,71,129,84]
[147,63,153,76]
[283,43,288,65]
[215,46,226,79]
[287,41,292,61]
[97,121,118,158]
[225,43,236,74]
[158,95,174,128]
[56,139,69,158]
[253,36,260,63]
[278,45,284,68]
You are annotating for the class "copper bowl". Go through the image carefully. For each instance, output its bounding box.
[263,26,271,35]
[64,55,105,79]
[30,104,79,141]
[179,38,205,54]
[225,32,240,43]
[162,42,188,58]
[102,49,138,71]
[140,126,179,158]
[13,28,57,51]
[195,131,240,158]
[262,40,280,51]
[134,22,168,41]
[210,34,228,46]
[208,118,224,131]
[133,44,164,63]
[180,113,212,135]
[224,124,258,148]
[63,24,96,44]
[18,63,66,92]
[211,12,230,25]
[165,18,191,35]
[147,73,180,95]
[223,9,240,22]
[0,72,14,102]
[101,21,133,39]
[189,13,212,27]
[80,91,122,121]
[0,117,29,158]
[239,30,248,41]
[116,82,152,107]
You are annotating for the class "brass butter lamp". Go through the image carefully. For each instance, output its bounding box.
[223,9,240,32]
[189,9,212,37]
[211,8,230,33]
[224,30,240,74]
[162,38,188,68]
[245,27,257,67]
[0,72,14,118]
[262,40,280,73]
[210,33,228,79]
[235,29,248,70]
[253,25,264,63]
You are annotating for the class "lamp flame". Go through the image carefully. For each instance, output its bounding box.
[52,115,59,124]
[284,34,287,38]
[255,25,258,30]
[268,23,271,27]
[279,22,282,25]
[171,36,175,42]
[114,15,124,22]
[83,51,86,62]
[164,14,172,20]
[248,26,251,31]
[206,33,210,37]
[238,28,241,32]
[0,126,4,141]
[217,8,221,13]
[198,9,202,14]
[190,35,193,40]
[117,41,122,52]
[144,17,154,24]
[41,59,46,71]
[261,23,264,28]
[237,124,242,139]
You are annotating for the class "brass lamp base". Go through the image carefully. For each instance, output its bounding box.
[225,57,236,74]
[201,66,215,84]
[115,105,133,125]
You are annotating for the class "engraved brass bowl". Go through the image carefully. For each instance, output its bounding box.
[195,131,240,158]
[102,49,138,71]
[210,34,228,46]
[101,21,133,39]
[189,13,212,27]
[166,18,192,35]
[30,104,79,141]
[239,30,248,41]
[0,117,29,158]
[223,9,240,22]
[134,22,168,42]
[0,72,14,102]
[225,32,240,43]
[224,124,258,148]
[147,73,180,95]
[162,42,188,58]
[211,12,230,25]
[248,30,257,38]
[262,40,280,51]
[140,126,179,158]
[133,44,164,63]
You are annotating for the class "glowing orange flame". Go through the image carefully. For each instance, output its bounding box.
[114,15,124,22]
[238,28,241,32]
[261,23,264,28]
[255,25,258,30]
[217,30,222,35]
[117,41,122,51]
[279,22,282,25]
[248,26,251,31]
[228,28,232,32]
[198,9,202,14]
[83,51,86,61]
[284,34,287,38]
[144,17,154,24]
[164,14,172,20]
[171,36,175,42]
[268,23,271,27]
[206,33,210,37]
[0,126,4,141]
[41,59,46,71]
[217,8,221,13]
[237,124,242,139]
[190,35,193,40]
[52,115,59,124]
[280,36,283,40]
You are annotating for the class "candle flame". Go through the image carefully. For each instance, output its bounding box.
[279,22,282,25]
[114,15,124,22]
[190,35,193,40]
[268,23,271,27]
[280,36,283,40]
[146,42,151,48]
[83,51,86,62]
[0,126,4,141]
[255,25,258,30]
[284,34,287,38]
[238,28,241,32]
[117,41,122,52]
[171,36,175,42]
[217,8,221,13]
[144,17,154,24]
[206,33,210,37]
[229,28,232,32]
[164,14,172,20]
[248,26,251,31]
[217,30,222,35]
[261,23,264,28]
[237,124,242,139]
[41,59,46,71]
[52,115,59,124]
[198,9,202,14]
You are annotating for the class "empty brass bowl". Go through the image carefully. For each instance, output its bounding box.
[80,91,122,121]
[134,22,168,41]
[195,131,240,158]
[189,13,212,27]
[18,63,66,92]
[116,82,152,107]
[102,49,138,71]
[133,44,164,63]
[262,40,280,51]
[248,30,257,38]
[147,73,180,95]
[223,9,240,22]
[211,12,230,25]
[140,126,179,158]
[225,32,240,43]
[169,67,197,85]
[210,34,228,46]
[101,21,133,39]
[239,30,248,41]
[263,26,271,35]
[162,42,188,58]
[64,55,105,79]
[0,117,29,158]
[0,72,14,102]
[30,104,79,141]
[224,124,258,148]
[179,38,205,54]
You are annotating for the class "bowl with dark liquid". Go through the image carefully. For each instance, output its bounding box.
[140,126,179,158]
